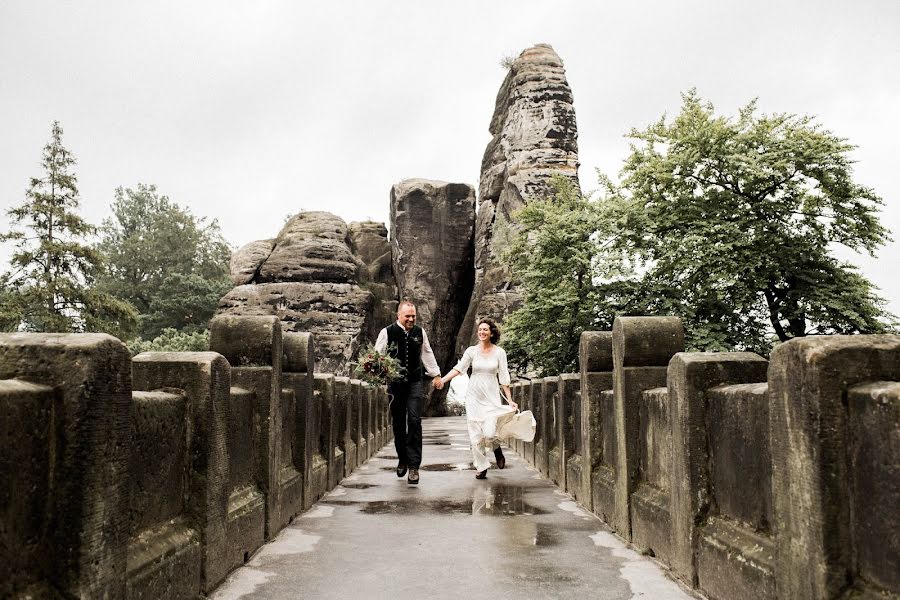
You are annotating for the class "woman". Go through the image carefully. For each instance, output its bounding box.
[441,318,531,479]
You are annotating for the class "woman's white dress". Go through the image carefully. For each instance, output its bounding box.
[453,345,535,471]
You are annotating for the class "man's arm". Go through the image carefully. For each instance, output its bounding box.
[420,329,442,380]
[374,327,388,353]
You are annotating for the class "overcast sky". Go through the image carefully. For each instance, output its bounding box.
[2,1,898,315]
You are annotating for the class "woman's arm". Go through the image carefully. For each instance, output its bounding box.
[501,384,517,409]
[440,369,462,387]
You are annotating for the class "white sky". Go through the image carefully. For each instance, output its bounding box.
[2,1,899,315]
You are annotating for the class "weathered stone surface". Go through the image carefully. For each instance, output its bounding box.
[768,334,900,600]
[0,333,131,599]
[390,178,475,414]
[218,282,373,376]
[230,239,275,285]
[259,212,361,284]
[668,352,769,588]
[220,212,392,377]
[457,43,580,353]
[349,220,399,343]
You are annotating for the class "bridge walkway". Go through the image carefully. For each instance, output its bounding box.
[211,417,696,600]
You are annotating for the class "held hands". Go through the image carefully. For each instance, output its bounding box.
[432,375,444,390]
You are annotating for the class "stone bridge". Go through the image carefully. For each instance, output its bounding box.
[1,316,898,599]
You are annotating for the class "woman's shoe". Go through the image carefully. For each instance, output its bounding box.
[475,469,488,479]
[494,447,506,470]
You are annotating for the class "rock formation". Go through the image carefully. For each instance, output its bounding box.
[456,43,581,355]
[348,220,397,343]
[390,179,476,414]
[219,212,382,375]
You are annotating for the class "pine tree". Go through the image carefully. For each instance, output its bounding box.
[0,121,137,335]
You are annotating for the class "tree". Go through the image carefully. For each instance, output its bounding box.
[0,121,137,335]
[95,183,232,340]
[610,90,894,352]
[502,176,609,375]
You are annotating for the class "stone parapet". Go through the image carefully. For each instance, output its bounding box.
[0,333,131,599]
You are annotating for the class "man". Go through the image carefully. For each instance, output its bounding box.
[375,300,442,484]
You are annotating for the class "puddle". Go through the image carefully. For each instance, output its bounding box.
[322,484,547,517]
[380,463,474,472]
[341,483,378,489]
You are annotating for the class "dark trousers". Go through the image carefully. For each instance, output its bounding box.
[389,380,424,468]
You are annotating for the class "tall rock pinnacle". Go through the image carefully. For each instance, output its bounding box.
[456,44,581,354]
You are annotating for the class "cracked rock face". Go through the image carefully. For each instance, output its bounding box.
[390,179,475,415]
[456,43,581,355]
[221,212,379,375]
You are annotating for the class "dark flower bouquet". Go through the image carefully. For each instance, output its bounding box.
[351,343,405,386]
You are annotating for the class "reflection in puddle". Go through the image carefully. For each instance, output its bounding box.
[381,463,474,472]
[341,483,378,489]
[322,484,547,517]
[472,485,540,516]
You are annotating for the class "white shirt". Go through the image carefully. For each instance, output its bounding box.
[374,321,441,378]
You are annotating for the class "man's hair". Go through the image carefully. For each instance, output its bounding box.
[398,300,416,311]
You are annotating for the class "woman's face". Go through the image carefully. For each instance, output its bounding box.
[477,323,491,342]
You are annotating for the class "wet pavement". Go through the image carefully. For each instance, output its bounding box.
[211,417,697,600]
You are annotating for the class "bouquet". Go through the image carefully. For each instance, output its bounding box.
[351,343,405,386]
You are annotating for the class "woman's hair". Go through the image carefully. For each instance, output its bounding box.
[478,318,501,344]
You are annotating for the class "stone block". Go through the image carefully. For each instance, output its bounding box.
[0,333,131,599]
[0,379,54,598]
[126,390,200,600]
[224,385,265,571]
[278,387,303,529]
[546,376,561,484]
[611,317,683,541]
[333,376,350,483]
[847,381,900,594]
[533,379,549,476]
[365,385,376,458]
[696,517,775,600]
[350,380,364,466]
[668,352,768,587]
[313,374,336,498]
[630,387,672,564]
[131,351,231,591]
[210,315,282,369]
[769,335,900,600]
[706,383,772,531]
[579,330,614,515]
[211,315,282,540]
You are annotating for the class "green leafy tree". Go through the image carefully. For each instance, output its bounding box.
[127,327,209,355]
[96,183,232,339]
[502,176,609,374]
[0,121,137,335]
[611,90,894,352]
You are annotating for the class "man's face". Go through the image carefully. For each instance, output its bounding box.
[398,305,416,331]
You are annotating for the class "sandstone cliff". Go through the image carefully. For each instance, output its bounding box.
[220,211,385,375]
[456,43,581,355]
[390,179,476,414]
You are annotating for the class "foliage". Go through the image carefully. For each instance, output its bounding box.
[503,92,894,372]
[351,343,405,386]
[612,90,894,352]
[127,327,209,355]
[96,183,232,339]
[502,175,612,375]
[0,121,138,336]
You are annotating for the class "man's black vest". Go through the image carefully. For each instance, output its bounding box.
[387,323,424,382]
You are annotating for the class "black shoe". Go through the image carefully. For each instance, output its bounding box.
[397,463,407,478]
[408,468,419,484]
[475,469,488,480]
[494,447,506,470]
